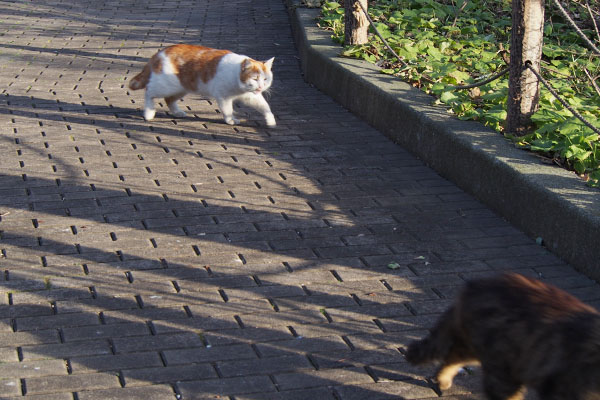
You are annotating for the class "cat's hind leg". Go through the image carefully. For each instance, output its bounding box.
[482,369,524,400]
[144,90,156,121]
[165,94,187,118]
[143,73,185,120]
[217,98,239,125]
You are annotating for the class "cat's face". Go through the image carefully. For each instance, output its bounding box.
[240,57,274,94]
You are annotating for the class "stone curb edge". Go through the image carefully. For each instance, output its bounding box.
[285,1,600,281]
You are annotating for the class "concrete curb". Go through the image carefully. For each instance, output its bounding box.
[286,2,600,281]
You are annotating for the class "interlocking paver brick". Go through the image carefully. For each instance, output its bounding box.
[203,326,293,347]
[238,309,328,327]
[7,394,73,400]
[310,348,407,370]
[334,381,438,400]
[101,307,188,324]
[24,372,120,395]
[0,380,21,397]
[76,385,177,400]
[274,367,373,390]
[346,331,424,351]
[273,294,357,310]
[254,336,350,358]
[0,359,67,379]
[221,285,306,300]
[305,281,388,296]
[21,341,112,361]
[0,348,19,363]
[0,330,59,347]
[176,376,277,398]
[113,332,203,354]
[235,387,337,400]
[326,303,415,321]
[291,320,381,339]
[0,0,598,398]
[151,315,240,334]
[122,364,217,386]
[16,312,100,331]
[163,344,257,365]
[70,352,163,373]
[218,354,313,378]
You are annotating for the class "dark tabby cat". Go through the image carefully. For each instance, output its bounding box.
[406,273,600,400]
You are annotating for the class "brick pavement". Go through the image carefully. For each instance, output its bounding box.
[0,0,598,399]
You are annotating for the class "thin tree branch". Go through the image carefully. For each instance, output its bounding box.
[584,0,600,43]
[355,1,410,69]
[451,0,469,28]
[450,67,510,90]
[526,61,600,135]
[552,0,600,55]
[583,67,600,97]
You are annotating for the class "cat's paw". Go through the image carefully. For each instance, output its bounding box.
[437,380,453,391]
[436,374,454,391]
[225,117,240,125]
[144,109,156,121]
[265,113,276,127]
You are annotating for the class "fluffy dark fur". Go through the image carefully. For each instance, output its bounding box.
[406,273,600,400]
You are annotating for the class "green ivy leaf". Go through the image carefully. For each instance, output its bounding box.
[317,0,600,188]
[440,91,460,104]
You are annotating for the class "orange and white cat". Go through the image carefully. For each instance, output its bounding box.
[128,44,276,127]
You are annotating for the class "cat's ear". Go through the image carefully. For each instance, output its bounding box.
[264,57,274,70]
[242,58,253,71]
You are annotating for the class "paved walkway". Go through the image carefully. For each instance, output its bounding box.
[0,1,598,399]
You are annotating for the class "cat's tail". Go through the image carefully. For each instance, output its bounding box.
[128,63,151,90]
[405,307,456,365]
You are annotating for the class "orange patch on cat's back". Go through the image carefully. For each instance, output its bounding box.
[164,44,230,91]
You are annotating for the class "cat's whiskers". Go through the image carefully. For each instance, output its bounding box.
[261,86,274,99]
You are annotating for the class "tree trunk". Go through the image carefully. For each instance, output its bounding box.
[506,0,545,135]
[344,0,369,46]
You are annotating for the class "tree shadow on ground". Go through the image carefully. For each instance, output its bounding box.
[1,0,597,399]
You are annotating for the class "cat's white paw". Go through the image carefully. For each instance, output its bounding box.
[225,117,240,125]
[144,109,156,121]
[265,113,276,127]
